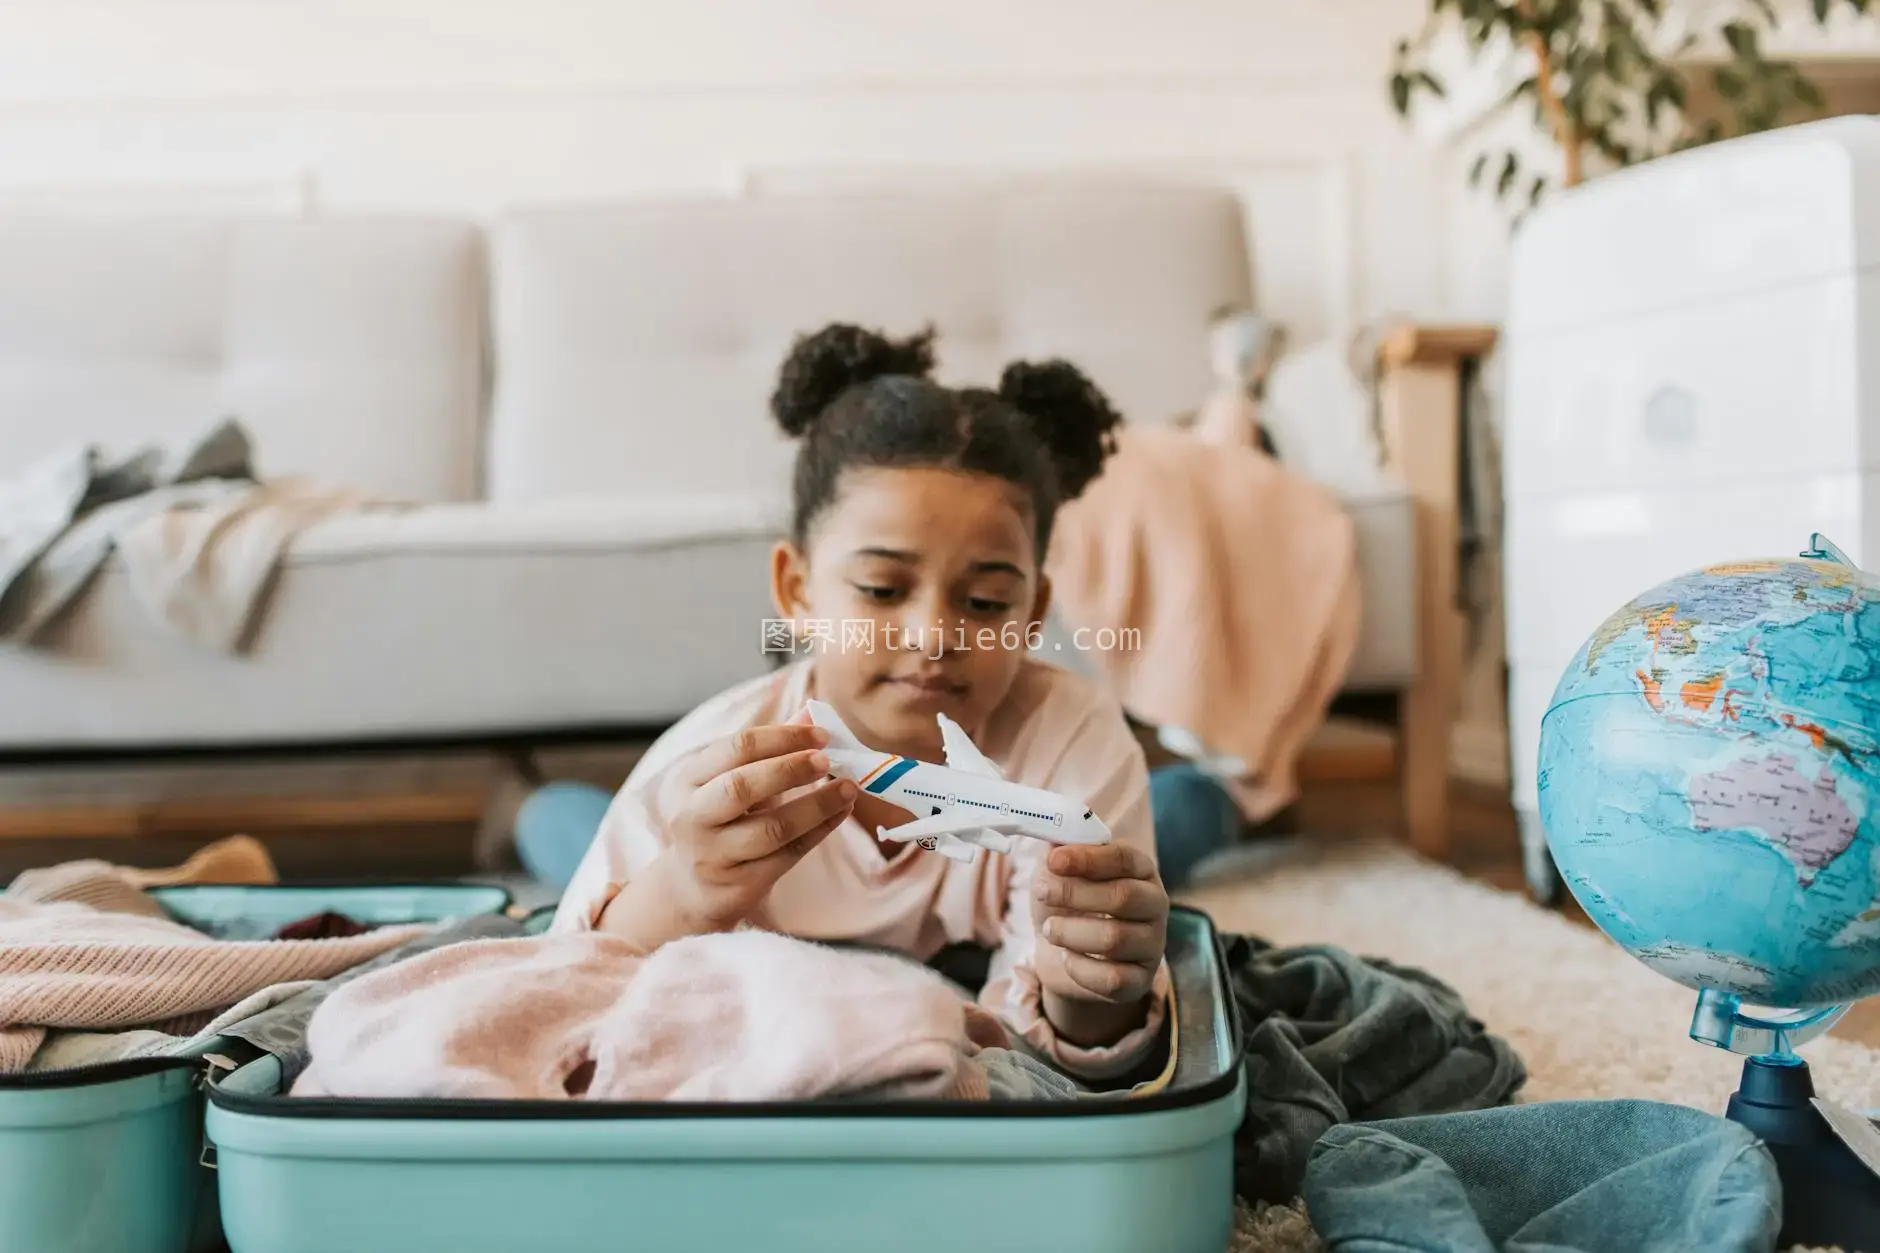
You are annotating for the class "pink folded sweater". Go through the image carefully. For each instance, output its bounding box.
[0,859,424,1072]
[293,929,1014,1102]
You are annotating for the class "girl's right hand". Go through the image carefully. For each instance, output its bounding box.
[649,719,858,933]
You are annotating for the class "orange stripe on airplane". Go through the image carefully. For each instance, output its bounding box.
[858,756,901,786]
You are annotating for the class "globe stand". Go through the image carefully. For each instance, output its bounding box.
[1694,990,1880,1251]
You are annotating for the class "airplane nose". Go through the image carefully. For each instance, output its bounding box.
[1075,812,1113,845]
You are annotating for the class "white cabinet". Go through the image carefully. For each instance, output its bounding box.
[1500,116,1880,900]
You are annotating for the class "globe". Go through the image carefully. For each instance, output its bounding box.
[1537,536,1880,1015]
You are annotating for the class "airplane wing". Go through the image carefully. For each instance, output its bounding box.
[924,833,981,864]
[878,810,1015,843]
[877,809,1023,856]
[936,713,1003,779]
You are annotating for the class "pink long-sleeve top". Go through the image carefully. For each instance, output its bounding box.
[551,657,1170,1081]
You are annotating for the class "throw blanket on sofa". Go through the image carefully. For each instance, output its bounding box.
[1044,425,1362,822]
[0,418,374,652]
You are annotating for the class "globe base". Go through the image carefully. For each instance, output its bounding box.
[1724,1055,1880,1252]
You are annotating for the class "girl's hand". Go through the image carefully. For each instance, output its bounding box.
[1030,843,1169,1045]
[648,717,858,933]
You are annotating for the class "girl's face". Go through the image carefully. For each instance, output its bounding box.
[770,466,1050,761]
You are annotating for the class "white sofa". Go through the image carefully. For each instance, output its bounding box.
[0,188,1427,771]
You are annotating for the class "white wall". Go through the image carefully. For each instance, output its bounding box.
[0,0,1494,344]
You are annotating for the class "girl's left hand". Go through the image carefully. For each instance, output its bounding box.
[1031,843,1168,1006]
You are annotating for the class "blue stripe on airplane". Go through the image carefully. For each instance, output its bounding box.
[864,758,918,794]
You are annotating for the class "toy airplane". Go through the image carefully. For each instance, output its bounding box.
[805,699,1112,864]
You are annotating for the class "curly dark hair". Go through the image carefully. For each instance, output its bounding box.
[769,322,1122,559]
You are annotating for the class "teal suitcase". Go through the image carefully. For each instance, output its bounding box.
[0,882,513,1253]
[206,906,1247,1253]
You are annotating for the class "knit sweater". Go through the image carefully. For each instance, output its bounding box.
[0,858,422,1073]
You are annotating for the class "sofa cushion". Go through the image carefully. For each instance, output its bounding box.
[0,217,484,502]
[485,187,1252,504]
[1342,484,1417,689]
[483,189,1416,691]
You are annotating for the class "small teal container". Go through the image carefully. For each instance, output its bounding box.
[206,907,1247,1253]
[0,882,513,1253]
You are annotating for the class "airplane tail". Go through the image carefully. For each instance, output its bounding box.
[803,699,868,752]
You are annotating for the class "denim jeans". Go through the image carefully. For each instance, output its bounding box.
[1145,763,1243,890]
[1301,1099,1781,1253]
[513,763,1242,893]
[1225,935,1526,1205]
[512,780,614,892]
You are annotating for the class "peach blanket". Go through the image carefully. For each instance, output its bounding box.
[1046,425,1361,821]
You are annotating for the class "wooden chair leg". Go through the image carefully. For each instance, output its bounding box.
[1375,325,1496,862]
[1401,680,1454,860]
[1400,477,1463,861]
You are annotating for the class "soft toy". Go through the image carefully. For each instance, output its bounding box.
[1190,305,1285,453]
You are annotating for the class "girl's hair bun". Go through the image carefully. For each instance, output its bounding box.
[997,359,1123,500]
[770,323,937,437]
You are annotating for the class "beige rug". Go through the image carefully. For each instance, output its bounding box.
[1174,840,1880,1253]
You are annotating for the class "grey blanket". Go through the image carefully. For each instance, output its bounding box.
[0,418,370,651]
[1225,933,1527,1204]
[0,419,254,641]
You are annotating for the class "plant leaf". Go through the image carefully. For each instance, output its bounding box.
[1645,73,1685,128]
[1459,0,1501,34]
[1375,0,1827,228]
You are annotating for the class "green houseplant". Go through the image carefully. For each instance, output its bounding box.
[1392,0,1875,207]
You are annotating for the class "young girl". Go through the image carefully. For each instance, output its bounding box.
[547,323,1171,1075]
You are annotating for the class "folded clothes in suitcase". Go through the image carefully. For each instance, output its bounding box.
[206,905,1248,1253]
[0,883,514,1253]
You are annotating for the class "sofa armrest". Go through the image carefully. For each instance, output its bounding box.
[1374,324,1499,862]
